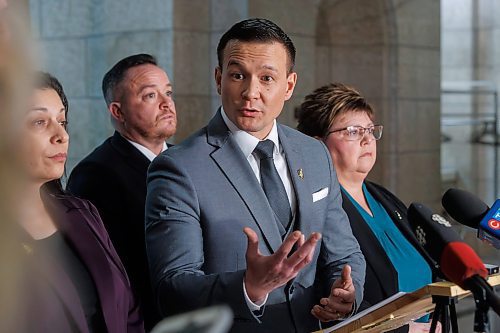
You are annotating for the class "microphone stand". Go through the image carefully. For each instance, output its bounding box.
[465,275,500,333]
[429,295,459,333]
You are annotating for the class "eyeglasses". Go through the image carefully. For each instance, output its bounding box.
[328,125,383,141]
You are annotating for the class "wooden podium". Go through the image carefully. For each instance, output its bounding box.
[314,274,500,333]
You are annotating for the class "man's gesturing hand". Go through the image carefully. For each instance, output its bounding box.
[311,265,355,322]
[243,227,321,303]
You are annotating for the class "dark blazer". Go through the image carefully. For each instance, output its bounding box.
[20,192,143,333]
[341,181,435,333]
[145,110,366,333]
[67,131,161,330]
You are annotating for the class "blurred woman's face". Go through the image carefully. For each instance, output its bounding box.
[21,88,68,186]
[324,111,376,180]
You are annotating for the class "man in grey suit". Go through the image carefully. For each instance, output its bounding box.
[145,18,365,332]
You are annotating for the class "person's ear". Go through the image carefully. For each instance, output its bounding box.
[215,67,222,95]
[108,102,124,122]
[284,72,297,101]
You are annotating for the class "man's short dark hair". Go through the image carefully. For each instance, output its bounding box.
[217,18,296,73]
[102,53,157,106]
[35,71,68,118]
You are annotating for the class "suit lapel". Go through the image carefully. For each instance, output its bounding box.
[44,194,119,333]
[207,111,282,253]
[277,127,320,287]
[341,190,397,296]
[277,126,314,240]
[111,131,151,174]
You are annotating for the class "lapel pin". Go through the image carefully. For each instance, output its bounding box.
[297,168,304,179]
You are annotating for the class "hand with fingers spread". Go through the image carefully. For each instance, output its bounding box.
[243,227,321,303]
[311,265,355,322]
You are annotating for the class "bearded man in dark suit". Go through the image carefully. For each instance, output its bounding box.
[68,53,176,331]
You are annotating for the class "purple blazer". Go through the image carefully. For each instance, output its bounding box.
[20,192,144,333]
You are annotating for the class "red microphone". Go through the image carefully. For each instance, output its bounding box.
[408,203,499,316]
[439,242,487,290]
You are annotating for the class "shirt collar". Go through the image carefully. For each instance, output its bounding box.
[126,139,168,161]
[220,106,280,158]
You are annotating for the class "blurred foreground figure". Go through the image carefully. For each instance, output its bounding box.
[151,305,233,333]
[0,1,35,332]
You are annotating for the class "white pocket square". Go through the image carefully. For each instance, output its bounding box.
[312,187,329,202]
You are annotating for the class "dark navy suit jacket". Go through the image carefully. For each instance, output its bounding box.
[68,131,163,330]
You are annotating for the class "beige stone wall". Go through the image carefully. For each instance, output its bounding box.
[392,0,441,207]
[30,0,442,207]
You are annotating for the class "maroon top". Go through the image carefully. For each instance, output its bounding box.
[19,192,144,333]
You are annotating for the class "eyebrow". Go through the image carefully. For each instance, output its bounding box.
[138,83,172,93]
[347,123,375,128]
[226,60,278,73]
[29,107,65,114]
[261,65,278,73]
[226,59,241,69]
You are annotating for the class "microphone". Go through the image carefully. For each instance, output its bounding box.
[442,188,500,249]
[407,203,487,286]
[407,203,499,316]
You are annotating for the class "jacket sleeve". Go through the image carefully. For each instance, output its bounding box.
[145,153,256,321]
[316,143,366,310]
[82,198,145,333]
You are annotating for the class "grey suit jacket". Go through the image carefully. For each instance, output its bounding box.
[145,110,365,333]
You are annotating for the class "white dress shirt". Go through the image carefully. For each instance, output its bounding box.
[126,139,168,161]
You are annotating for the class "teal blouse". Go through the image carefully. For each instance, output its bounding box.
[342,184,432,294]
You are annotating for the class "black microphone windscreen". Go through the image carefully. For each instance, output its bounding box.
[407,203,462,264]
[408,203,488,288]
[442,188,489,228]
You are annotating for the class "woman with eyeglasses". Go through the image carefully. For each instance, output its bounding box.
[297,83,436,333]
[17,72,144,333]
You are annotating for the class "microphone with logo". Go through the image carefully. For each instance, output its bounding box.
[407,203,500,323]
[442,188,500,249]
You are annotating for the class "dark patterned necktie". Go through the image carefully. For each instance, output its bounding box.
[253,140,292,232]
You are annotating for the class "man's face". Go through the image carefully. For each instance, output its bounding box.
[215,40,297,140]
[111,64,176,146]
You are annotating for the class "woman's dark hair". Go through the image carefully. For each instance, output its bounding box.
[35,71,68,195]
[35,71,69,119]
